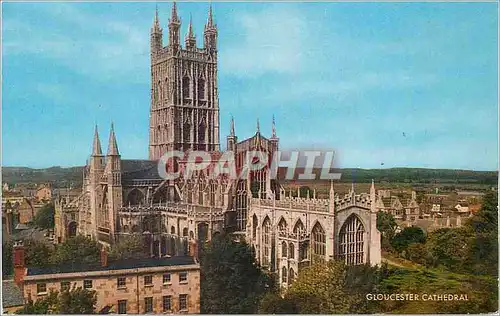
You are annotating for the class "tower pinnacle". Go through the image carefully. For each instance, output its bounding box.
[107,123,120,156]
[153,5,161,31]
[272,115,277,138]
[207,4,214,28]
[256,118,260,134]
[230,116,235,136]
[185,14,196,49]
[92,125,103,156]
[170,1,180,24]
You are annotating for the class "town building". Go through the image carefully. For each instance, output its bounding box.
[12,243,200,314]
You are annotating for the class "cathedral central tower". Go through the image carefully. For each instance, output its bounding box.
[149,3,220,160]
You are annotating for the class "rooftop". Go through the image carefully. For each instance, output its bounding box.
[2,280,24,308]
[27,256,196,276]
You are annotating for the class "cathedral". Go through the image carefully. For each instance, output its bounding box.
[54,2,381,287]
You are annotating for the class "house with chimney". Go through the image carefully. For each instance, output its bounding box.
[10,242,201,314]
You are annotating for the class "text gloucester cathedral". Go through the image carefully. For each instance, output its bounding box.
[55,2,381,285]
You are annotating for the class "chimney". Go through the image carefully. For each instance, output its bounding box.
[189,240,198,259]
[13,241,26,286]
[100,247,108,267]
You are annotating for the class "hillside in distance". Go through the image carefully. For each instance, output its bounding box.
[2,165,497,188]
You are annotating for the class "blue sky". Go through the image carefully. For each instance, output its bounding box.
[2,2,498,170]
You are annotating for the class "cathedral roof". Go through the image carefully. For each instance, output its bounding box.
[121,160,163,181]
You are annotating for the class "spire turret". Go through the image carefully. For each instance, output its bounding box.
[185,14,196,49]
[170,1,180,24]
[168,1,181,48]
[329,180,335,213]
[107,123,120,156]
[271,115,277,138]
[151,5,163,53]
[230,116,235,136]
[256,118,260,134]
[206,4,215,28]
[92,125,103,156]
[204,4,217,51]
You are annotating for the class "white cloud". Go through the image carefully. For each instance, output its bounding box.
[2,4,149,83]
[219,6,308,77]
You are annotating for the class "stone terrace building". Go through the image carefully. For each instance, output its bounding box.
[13,244,200,314]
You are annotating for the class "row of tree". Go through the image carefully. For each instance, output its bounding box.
[2,235,148,278]
[16,287,97,314]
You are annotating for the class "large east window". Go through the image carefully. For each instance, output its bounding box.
[338,215,365,265]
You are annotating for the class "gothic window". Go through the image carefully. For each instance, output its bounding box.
[182,227,188,237]
[210,182,216,206]
[158,81,163,100]
[182,76,190,98]
[293,219,305,236]
[252,214,258,239]
[236,180,248,231]
[157,126,161,143]
[277,218,287,233]
[289,268,295,284]
[262,217,271,267]
[338,214,365,266]
[170,226,175,234]
[281,241,287,258]
[281,266,287,283]
[154,82,158,102]
[197,223,209,244]
[127,189,144,206]
[198,78,205,100]
[289,243,295,259]
[164,77,169,100]
[183,120,191,144]
[311,222,326,261]
[199,120,206,144]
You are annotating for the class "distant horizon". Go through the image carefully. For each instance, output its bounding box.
[2,164,497,173]
[2,2,498,170]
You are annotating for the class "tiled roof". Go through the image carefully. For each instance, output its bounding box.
[27,256,196,276]
[2,280,24,308]
[121,160,162,181]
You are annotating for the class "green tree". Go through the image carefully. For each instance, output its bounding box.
[58,286,97,314]
[53,235,100,266]
[258,292,298,314]
[376,212,397,251]
[463,192,498,276]
[200,234,271,314]
[33,203,55,229]
[405,242,428,264]
[25,239,55,268]
[424,227,471,271]
[109,234,148,261]
[2,240,15,277]
[391,226,426,253]
[16,287,96,314]
[16,291,59,314]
